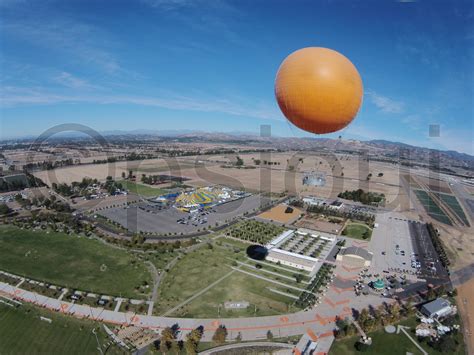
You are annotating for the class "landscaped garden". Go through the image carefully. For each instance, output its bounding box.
[225,220,286,245]
[342,222,372,240]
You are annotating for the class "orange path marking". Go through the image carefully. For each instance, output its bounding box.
[307,328,318,341]
[319,330,334,338]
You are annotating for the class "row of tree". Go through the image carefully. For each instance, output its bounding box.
[338,189,385,206]
[426,223,450,268]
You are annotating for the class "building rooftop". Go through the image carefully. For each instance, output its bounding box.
[422,298,451,315]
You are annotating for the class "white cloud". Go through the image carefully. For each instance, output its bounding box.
[0,86,282,122]
[141,0,193,10]
[3,20,121,74]
[53,72,93,89]
[366,90,404,114]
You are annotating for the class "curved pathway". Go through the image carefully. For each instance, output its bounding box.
[0,256,391,355]
[198,341,294,354]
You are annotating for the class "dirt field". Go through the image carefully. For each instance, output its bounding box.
[456,278,474,355]
[417,176,452,194]
[33,152,415,212]
[33,157,204,186]
[295,215,344,234]
[256,203,302,224]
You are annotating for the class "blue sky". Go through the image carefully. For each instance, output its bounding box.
[1,0,473,154]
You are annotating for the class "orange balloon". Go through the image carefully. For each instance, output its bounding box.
[275,47,363,134]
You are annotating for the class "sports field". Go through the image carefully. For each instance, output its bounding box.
[342,222,372,240]
[0,225,151,297]
[120,180,168,197]
[0,303,124,354]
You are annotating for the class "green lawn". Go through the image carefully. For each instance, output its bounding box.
[342,222,372,240]
[329,317,465,355]
[120,180,168,197]
[0,303,125,355]
[154,243,301,317]
[0,225,151,298]
[154,245,244,315]
[176,270,300,318]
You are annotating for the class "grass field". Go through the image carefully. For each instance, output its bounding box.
[329,317,465,355]
[154,240,301,317]
[0,225,151,297]
[414,190,452,225]
[342,222,372,240]
[120,180,168,197]
[0,303,124,355]
[177,270,300,318]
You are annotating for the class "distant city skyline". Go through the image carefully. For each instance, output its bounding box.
[1,0,473,154]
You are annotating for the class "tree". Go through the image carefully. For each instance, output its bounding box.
[426,287,436,301]
[0,203,10,215]
[355,341,370,352]
[235,332,242,342]
[432,334,458,353]
[235,156,244,166]
[121,171,126,179]
[212,325,227,344]
[160,327,176,353]
[266,330,273,340]
[184,338,197,355]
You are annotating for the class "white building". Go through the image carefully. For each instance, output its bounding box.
[421,298,453,319]
[266,249,318,272]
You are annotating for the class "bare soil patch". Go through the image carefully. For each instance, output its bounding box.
[257,203,302,224]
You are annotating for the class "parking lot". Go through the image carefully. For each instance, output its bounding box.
[369,213,417,275]
[98,194,270,234]
[366,212,451,300]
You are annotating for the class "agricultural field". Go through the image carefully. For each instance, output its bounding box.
[342,222,372,240]
[0,303,124,355]
[154,239,305,318]
[225,220,286,245]
[433,192,470,226]
[120,180,168,197]
[0,225,151,298]
[414,190,452,225]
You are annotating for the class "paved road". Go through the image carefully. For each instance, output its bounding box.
[0,256,390,353]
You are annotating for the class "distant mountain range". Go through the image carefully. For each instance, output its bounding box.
[2,129,473,164]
